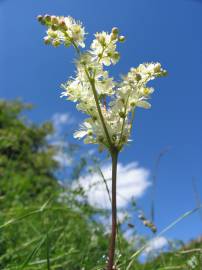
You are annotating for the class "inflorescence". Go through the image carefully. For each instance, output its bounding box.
[38,14,167,153]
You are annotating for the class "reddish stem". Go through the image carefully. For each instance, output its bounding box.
[107,149,118,270]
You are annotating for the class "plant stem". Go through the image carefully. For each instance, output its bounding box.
[87,75,113,148]
[70,41,113,148]
[107,149,119,270]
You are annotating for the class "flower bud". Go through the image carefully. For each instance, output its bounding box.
[113,52,120,60]
[119,35,125,42]
[138,214,145,221]
[143,220,150,227]
[120,98,125,104]
[135,73,142,81]
[48,30,57,38]
[44,14,51,23]
[162,70,167,76]
[80,60,86,65]
[119,111,126,118]
[59,19,67,30]
[88,67,93,73]
[151,225,157,233]
[87,130,93,136]
[52,40,61,47]
[92,116,97,121]
[154,63,161,73]
[37,15,43,23]
[51,16,58,24]
[43,36,51,45]
[112,27,119,35]
[37,15,46,25]
[51,24,59,31]
[112,134,117,141]
[64,41,71,47]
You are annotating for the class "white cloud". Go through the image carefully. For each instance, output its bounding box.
[144,236,168,255]
[54,150,73,167]
[48,112,74,167]
[75,162,150,209]
[52,112,74,134]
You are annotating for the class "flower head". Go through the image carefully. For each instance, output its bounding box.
[38,15,167,152]
[90,28,123,66]
[38,15,85,48]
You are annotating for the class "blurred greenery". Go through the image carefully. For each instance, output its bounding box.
[0,100,201,270]
[0,100,130,269]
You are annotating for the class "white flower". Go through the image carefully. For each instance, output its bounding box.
[64,17,85,48]
[90,31,120,66]
[113,62,166,114]
[39,15,167,151]
[74,121,93,139]
[41,15,85,48]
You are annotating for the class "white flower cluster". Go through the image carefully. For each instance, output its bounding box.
[37,15,85,48]
[38,15,167,152]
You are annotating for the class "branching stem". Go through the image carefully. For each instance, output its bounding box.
[71,41,113,149]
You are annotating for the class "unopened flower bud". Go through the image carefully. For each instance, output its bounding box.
[64,41,71,47]
[135,73,142,81]
[51,16,58,24]
[151,225,157,233]
[52,40,61,47]
[88,67,93,72]
[38,15,46,25]
[119,111,126,118]
[59,19,67,30]
[120,98,125,104]
[112,134,117,141]
[44,14,51,23]
[112,27,119,35]
[51,24,58,31]
[80,60,86,65]
[37,15,43,23]
[138,214,145,221]
[49,31,57,38]
[143,220,150,226]
[119,35,125,42]
[92,116,97,121]
[87,130,93,136]
[113,52,120,60]
[154,63,161,73]
[43,36,51,45]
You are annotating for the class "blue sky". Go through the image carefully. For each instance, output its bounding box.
[1,0,202,244]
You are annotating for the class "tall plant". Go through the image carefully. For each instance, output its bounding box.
[37,14,167,270]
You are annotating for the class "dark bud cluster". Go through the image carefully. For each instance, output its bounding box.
[138,212,157,233]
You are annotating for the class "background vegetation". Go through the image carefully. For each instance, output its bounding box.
[0,100,201,270]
